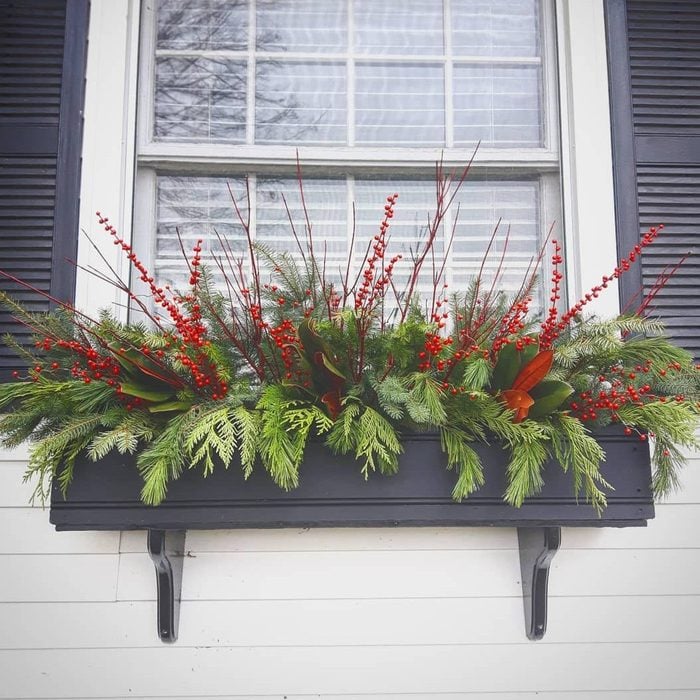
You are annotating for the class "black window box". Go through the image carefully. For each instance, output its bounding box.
[50,427,654,531]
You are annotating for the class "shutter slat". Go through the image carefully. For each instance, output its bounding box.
[0,0,66,377]
[627,1,700,136]
[625,1,700,359]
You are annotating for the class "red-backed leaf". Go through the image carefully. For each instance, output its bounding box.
[320,390,343,420]
[501,389,535,423]
[511,350,554,392]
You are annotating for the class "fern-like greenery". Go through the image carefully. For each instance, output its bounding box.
[1,196,698,512]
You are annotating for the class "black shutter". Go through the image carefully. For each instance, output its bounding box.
[606,0,700,358]
[0,0,89,381]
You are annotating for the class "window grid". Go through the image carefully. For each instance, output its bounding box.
[136,0,560,315]
[150,0,545,149]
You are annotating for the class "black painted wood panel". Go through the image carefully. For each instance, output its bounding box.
[0,0,89,380]
[623,0,700,358]
[50,430,655,530]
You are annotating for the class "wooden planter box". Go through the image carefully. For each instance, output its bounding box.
[50,428,654,530]
[48,427,654,643]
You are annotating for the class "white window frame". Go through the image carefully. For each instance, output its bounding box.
[76,0,618,322]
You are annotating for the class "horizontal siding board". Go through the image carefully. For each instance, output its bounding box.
[0,554,118,602]
[117,550,523,602]
[0,461,38,506]
[114,548,700,602]
[1,643,700,697]
[120,527,518,554]
[3,595,700,650]
[0,509,119,554]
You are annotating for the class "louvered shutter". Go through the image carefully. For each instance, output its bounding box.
[0,0,89,381]
[606,0,700,358]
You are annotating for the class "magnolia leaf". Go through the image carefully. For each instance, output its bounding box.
[528,380,574,420]
[490,336,540,391]
[519,337,540,365]
[108,343,181,388]
[512,350,554,392]
[501,389,535,423]
[147,400,194,414]
[315,351,346,382]
[490,342,520,391]
[118,381,175,403]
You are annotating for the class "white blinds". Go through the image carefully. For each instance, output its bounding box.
[153,0,544,147]
[155,175,542,311]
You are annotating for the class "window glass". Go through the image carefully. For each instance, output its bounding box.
[142,0,557,314]
[155,175,542,310]
[150,0,545,148]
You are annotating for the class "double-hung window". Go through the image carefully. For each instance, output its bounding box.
[134,0,561,307]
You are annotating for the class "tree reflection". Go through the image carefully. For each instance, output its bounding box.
[154,0,334,144]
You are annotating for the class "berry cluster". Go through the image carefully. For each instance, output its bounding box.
[354,194,401,313]
[96,214,227,400]
[567,359,688,439]
[539,226,664,349]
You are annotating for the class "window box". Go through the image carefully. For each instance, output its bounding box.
[50,427,653,531]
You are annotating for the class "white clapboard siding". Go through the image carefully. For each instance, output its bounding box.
[114,547,700,602]
[0,555,119,602]
[0,508,120,554]
[0,460,39,507]
[2,643,700,698]
[2,594,700,650]
[119,526,518,553]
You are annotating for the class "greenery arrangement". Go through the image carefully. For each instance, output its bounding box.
[1,162,698,512]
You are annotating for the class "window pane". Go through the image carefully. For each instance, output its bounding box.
[257,178,347,284]
[255,61,347,144]
[150,0,547,149]
[355,63,445,145]
[155,57,247,142]
[453,65,542,147]
[256,0,347,53]
[154,175,542,308]
[155,176,249,290]
[354,0,444,56]
[452,0,540,58]
[157,0,248,51]
[354,179,443,305]
[450,180,541,306]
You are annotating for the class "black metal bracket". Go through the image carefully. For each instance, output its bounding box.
[144,526,560,643]
[517,526,561,640]
[147,529,186,643]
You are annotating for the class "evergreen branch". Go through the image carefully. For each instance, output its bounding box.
[440,426,485,500]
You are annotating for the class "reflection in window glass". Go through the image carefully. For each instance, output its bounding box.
[354,0,444,56]
[151,0,545,148]
[256,62,347,144]
[256,0,347,53]
[156,0,248,51]
[155,57,247,142]
[355,63,445,146]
